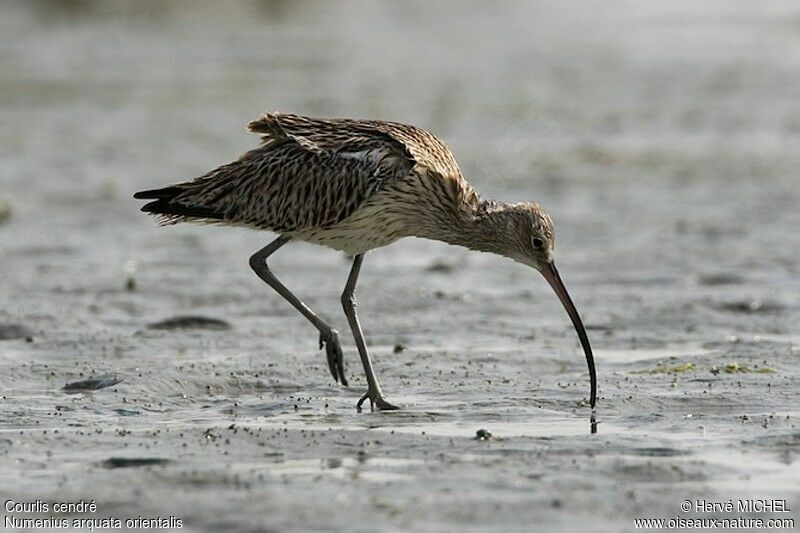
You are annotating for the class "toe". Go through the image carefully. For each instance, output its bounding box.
[325,345,339,383]
[376,399,400,411]
[335,345,348,386]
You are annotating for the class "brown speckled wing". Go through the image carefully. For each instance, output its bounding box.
[155,114,416,231]
[137,113,472,232]
[254,113,464,182]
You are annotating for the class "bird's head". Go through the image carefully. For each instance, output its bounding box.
[492,202,556,269]
[483,202,597,408]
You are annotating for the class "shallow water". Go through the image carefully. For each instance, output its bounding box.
[1,1,799,531]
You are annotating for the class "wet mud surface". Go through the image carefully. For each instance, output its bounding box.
[1,1,799,531]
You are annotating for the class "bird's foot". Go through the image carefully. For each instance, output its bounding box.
[357,389,400,412]
[319,330,347,386]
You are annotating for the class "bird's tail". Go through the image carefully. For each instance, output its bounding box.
[134,185,224,224]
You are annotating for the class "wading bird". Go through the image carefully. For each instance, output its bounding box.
[135,113,597,411]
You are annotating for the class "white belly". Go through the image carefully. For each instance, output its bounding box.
[286,196,411,254]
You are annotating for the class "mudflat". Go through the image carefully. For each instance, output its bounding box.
[1,1,798,531]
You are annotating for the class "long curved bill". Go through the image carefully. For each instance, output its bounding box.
[541,262,597,408]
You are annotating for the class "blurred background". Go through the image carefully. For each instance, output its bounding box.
[2,0,799,295]
[1,1,799,531]
[2,0,799,351]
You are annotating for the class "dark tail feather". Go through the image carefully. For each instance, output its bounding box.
[135,186,224,220]
[140,200,224,219]
[134,186,183,200]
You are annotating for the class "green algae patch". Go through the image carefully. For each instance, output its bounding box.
[719,362,776,374]
[631,362,696,375]
[632,361,777,376]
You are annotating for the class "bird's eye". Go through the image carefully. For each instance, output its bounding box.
[532,238,544,250]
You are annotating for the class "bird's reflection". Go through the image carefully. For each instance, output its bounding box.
[590,411,597,434]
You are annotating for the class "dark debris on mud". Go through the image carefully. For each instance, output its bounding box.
[146,316,232,331]
[62,374,124,393]
[0,323,33,341]
[100,457,172,469]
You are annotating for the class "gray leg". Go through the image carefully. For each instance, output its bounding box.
[249,236,347,385]
[341,254,399,412]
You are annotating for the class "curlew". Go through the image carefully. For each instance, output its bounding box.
[135,113,597,411]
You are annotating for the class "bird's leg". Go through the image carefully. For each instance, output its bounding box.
[249,236,347,385]
[340,254,399,412]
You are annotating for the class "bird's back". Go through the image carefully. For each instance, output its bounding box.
[250,114,464,180]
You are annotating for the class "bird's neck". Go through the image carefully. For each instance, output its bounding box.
[421,191,515,256]
[456,198,518,255]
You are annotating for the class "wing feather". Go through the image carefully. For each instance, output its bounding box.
[136,112,464,232]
